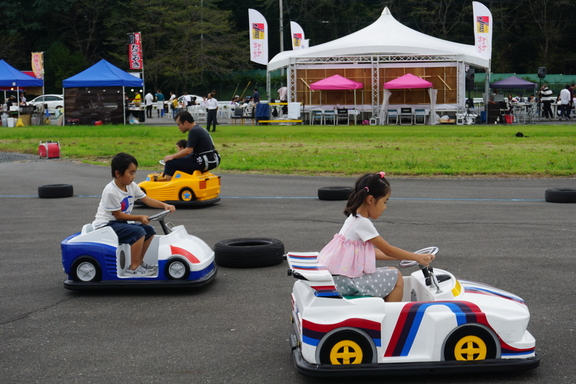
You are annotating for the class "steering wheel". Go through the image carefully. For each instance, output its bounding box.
[399,246,439,268]
[148,210,170,222]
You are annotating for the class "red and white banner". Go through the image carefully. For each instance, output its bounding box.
[128,32,143,70]
[473,1,492,60]
[248,9,268,65]
[31,52,44,79]
[290,21,305,50]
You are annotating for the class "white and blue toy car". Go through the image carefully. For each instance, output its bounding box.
[61,211,216,290]
[286,247,539,377]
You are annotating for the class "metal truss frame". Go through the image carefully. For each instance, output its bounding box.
[284,54,469,119]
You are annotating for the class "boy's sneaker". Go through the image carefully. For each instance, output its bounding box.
[125,265,155,276]
[141,262,157,272]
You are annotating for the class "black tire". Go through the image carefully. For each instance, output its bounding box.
[318,330,375,365]
[165,258,190,280]
[545,188,576,203]
[214,238,284,268]
[179,187,195,202]
[443,325,497,361]
[318,186,354,201]
[38,184,73,198]
[71,257,102,283]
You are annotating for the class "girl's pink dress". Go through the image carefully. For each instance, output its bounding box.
[318,216,376,278]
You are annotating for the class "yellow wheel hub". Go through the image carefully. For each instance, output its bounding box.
[329,340,363,365]
[454,335,487,361]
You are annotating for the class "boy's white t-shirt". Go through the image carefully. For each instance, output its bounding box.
[339,215,379,242]
[93,181,146,229]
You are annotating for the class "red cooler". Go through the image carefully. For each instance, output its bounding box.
[38,141,61,159]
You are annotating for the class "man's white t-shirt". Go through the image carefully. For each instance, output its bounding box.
[93,181,146,229]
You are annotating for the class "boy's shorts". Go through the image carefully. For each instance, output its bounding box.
[107,221,155,245]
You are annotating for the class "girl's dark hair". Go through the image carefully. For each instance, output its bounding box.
[111,152,138,178]
[344,173,391,216]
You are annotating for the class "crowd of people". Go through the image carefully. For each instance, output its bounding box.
[496,83,575,122]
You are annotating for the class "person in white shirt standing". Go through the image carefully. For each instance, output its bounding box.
[144,91,154,118]
[558,85,571,121]
[205,93,219,132]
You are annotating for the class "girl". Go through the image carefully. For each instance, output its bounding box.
[318,172,435,302]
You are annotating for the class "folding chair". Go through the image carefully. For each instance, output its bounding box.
[387,109,399,125]
[311,110,324,125]
[337,109,349,125]
[399,107,413,125]
[231,107,244,125]
[414,109,426,125]
[323,110,336,125]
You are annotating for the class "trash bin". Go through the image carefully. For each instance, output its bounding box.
[480,111,486,123]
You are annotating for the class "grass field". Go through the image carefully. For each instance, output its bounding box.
[0,124,574,177]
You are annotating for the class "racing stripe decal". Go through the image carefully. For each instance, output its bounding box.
[384,301,489,357]
[463,286,525,304]
[170,245,200,264]
[302,318,381,347]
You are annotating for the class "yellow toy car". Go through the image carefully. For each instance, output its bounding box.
[138,170,220,206]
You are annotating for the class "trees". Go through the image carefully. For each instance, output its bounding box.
[0,0,575,95]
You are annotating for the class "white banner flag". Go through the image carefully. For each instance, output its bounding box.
[249,9,268,65]
[473,1,492,60]
[290,21,305,50]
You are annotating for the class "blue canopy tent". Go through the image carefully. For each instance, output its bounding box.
[490,76,537,90]
[0,60,44,120]
[63,59,143,125]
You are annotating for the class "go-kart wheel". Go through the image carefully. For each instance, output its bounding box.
[318,186,354,201]
[179,187,195,202]
[214,238,284,268]
[165,258,190,280]
[71,257,102,282]
[444,326,497,361]
[318,330,375,365]
[38,184,73,198]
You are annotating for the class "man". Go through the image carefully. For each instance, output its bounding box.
[144,91,154,118]
[155,89,165,118]
[163,111,220,181]
[182,91,192,106]
[539,84,554,120]
[251,87,260,104]
[558,85,571,121]
[205,93,218,132]
[278,85,288,114]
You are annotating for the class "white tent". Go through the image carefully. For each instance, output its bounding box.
[268,7,489,72]
[268,7,489,122]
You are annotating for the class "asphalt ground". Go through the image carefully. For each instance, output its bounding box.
[0,160,575,384]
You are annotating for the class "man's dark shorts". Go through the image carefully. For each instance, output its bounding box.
[108,221,155,245]
[164,154,205,176]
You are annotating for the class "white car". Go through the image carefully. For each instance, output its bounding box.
[286,248,539,377]
[28,94,64,112]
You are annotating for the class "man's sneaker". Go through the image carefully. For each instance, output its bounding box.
[125,265,155,276]
[141,262,157,272]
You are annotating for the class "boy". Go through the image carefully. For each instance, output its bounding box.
[176,139,187,152]
[93,153,175,276]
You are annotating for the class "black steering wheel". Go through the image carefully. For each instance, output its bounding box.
[148,210,171,234]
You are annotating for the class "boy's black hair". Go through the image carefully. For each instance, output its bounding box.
[176,139,187,148]
[111,152,138,178]
[344,173,391,217]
